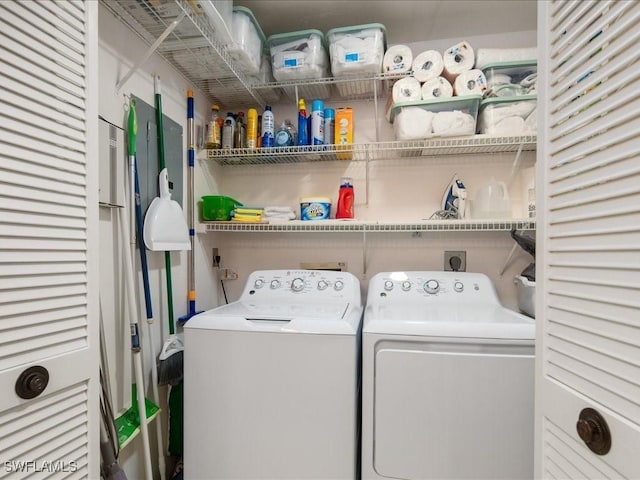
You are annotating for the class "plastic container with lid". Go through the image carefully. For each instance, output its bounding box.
[477,95,537,135]
[481,61,538,95]
[390,95,481,140]
[227,6,266,76]
[267,29,330,82]
[300,197,331,220]
[326,23,387,77]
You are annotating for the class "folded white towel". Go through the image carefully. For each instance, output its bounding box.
[266,212,296,223]
[264,206,295,215]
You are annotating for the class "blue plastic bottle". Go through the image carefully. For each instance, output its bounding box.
[261,105,274,147]
[297,98,309,146]
[311,99,325,145]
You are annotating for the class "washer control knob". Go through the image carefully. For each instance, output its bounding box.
[384,280,394,291]
[424,279,440,294]
[454,281,464,292]
[317,280,328,291]
[401,281,412,291]
[270,279,281,289]
[334,280,344,291]
[291,278,305,292]
[254,279,265,289]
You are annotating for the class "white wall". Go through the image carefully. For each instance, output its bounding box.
[98,2,536,476]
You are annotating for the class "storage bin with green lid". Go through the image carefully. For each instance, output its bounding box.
[481,61,537,96]
[227,6,266,76]
[477,95,537,135]
[390,95,481,140]
[326,23,387,77]
[267,29,329,82]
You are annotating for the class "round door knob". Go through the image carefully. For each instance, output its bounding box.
[576,408,611,455]
[15,366,49,399]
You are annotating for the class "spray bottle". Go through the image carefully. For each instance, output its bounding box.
[297,98,309,146]
[336,176,355,219]
[261,105,274,147]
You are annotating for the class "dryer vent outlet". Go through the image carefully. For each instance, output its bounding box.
[444,251,466,272]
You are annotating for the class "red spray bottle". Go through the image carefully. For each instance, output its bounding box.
[336,176,355,219]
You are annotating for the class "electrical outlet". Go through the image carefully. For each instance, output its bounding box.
[212,247,219,267]
[444,251,466,272]
[220,268,238,280]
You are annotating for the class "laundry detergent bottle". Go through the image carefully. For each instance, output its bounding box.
[336,176,355,219]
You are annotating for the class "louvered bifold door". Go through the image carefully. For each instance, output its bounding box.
[0,1,99,479]
[537,1,640,479]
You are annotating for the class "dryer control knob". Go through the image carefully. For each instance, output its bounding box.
[384,280,394,291]
[334,280,344,291]
[317,280,328,291]
[454,281,464,292]
[254,279,265,289]
[291,278,305,292]
[270,279,281,289]
[424,279,440,294]
[401,281,412,291]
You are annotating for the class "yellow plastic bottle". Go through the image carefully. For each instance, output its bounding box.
[246,108,258,149]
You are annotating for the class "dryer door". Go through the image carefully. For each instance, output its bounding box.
[373,339,534,480]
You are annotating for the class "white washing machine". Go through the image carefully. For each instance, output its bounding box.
[184,269,363,480]
[362,271,535,480]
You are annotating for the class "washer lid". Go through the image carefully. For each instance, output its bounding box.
[185,301,362,335]
[364,304,534,339]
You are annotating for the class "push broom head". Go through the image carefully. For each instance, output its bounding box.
[157,335,184,386]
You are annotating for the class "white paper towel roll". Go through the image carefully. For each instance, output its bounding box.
[383,45,413,73]
[475,47,537,69]
[442,41,475,82]
[421,77,453,99]
[412,50,444,83]
[392,77,422,103]
[453,69,487,96]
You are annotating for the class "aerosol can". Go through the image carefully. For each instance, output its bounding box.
[441,175,467,219]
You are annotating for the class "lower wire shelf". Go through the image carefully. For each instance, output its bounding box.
[198,219,536,233]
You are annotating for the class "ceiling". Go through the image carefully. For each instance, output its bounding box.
[233,0,538,45]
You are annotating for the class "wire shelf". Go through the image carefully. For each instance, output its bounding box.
[200,219,536,233]
[205,135,537,165]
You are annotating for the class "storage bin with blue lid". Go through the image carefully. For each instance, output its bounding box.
[227,6,266,76]
[326,23,387,77]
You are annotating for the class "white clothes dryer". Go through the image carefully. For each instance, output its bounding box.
[184,269,363,480]
[362,271,535,480]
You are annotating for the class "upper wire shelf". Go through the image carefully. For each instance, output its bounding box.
[205,135,538,165]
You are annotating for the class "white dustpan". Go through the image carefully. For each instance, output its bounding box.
[143,168,191,251]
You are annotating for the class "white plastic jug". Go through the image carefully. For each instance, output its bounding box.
[474,177,511,219]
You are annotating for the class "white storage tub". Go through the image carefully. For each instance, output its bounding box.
[267,29,330,81]
[390,95,481,140]
[226,6,266,76]
[481,61,538,96]
[514,275,535,318]
[326,23,386,77]
[477,95,537,135]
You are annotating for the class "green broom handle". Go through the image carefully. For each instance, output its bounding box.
[155,76,175,335]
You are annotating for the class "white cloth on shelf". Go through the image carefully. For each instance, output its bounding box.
[432,110,476,136]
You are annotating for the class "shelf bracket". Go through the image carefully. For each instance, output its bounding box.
[116,10,187,92]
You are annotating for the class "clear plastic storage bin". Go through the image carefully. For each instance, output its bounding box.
[390,95,481,140]
[267,29,330,82]
[326,23,386,77]
[481,61,537,96]
[226,6,266,76]
[477,95,537,135]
